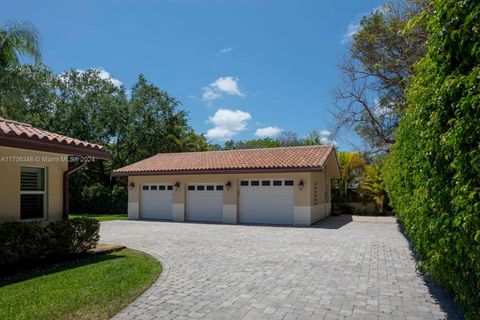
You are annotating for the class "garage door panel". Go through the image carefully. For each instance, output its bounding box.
[239,181,294,225]
[186,184,223,222]
[141,184,173,220]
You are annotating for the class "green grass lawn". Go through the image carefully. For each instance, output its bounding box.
[69,214,128,222]
[0,248,161,320]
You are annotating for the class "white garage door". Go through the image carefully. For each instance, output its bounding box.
[239,179,294,225]
[186,184,224,222]
[141,184,173,220]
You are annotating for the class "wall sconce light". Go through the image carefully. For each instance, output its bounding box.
[298,180,304,190]
[174,182,180,191]
[225,181,232,190]
[128,182,135,190]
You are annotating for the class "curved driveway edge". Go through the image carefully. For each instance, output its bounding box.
[100,215,462,320]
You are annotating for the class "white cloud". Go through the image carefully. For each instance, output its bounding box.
[94,68,123,88]
[201,76,244,101]
[319,130,331,136]
[321,137,337,145]
[202,86,221,101]
[209,108,251,131]
[206,108,252,140]
[341,22,361,44]
[217,48,232,55]
[255,126,283,138]
[211,77,244,96]
[206,127,236,140]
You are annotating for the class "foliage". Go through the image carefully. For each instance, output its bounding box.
[222,138,281,150]
[219,130,330,150]
[0,248,161,320]
[0,218,100,269]
[47,218,100,255]
[333,0,430,152]
[0,221,46,267]
[71,184,127,215]
[0,64,57,123]
[0,20,41,68]
[358,164,387,213]
[336,151,365,195]
[383,0,480,317]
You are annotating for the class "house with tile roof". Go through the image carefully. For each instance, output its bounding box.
[112,145,340,226]
[0,117,110,223]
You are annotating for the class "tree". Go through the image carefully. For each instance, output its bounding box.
[216,129,331,151]
[276,131,301,147]
[0,20,41,68]
[359,164,387,213]
[333,0,430,152]
[384,0,480,316]
[336,152,365,197]
[0,64,57,122]
[304,130,328,145]
[0,20,44,117]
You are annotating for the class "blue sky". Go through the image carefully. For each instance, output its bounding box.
[3,0,385,150]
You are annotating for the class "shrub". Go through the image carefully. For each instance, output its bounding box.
[0,222,48,267]
[71,184,127,215]
[383,0,480,318]
[46,218,100,255]
[0,217,100,269]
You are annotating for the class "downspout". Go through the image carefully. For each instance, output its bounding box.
[324,165,327,217]
[63,160,88,219]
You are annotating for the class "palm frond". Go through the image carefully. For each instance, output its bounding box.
[1,20,41,66]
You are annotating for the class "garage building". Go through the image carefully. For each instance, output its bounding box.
[112,145,340,226]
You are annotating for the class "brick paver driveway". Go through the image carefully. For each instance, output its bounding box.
[100,215,462,320]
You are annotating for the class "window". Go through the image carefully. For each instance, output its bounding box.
[20,167,46,220]
[206,185,214,191]
[142,185,149,190]
[273,180,282,186]
[261,180,271,186]
[240,180,249,186]
[250,180,260,186]
[167,185,173,191]
[197,185,205,191]
[158,185,165,191]
[216,185,224,191]
[284,180,294,186]
[188,185,195,191]
[151,185,158,190]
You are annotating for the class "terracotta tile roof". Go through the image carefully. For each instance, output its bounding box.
[113,145,334,176]
[0,117,110,159]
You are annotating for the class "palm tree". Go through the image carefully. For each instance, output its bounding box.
[359,164,387,214]
[0,20,41,68]
[337,152,365,197]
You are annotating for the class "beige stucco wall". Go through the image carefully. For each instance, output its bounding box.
[0,146,68,223]
[309,152,341,223]
[128,171,313,225]
[128,172,310,206]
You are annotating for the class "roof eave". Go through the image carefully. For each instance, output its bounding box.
[0,136,111,160]
[111,166,324,177]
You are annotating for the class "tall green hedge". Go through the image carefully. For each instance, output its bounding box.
[70,184,127,215]
[383,0,479,318]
